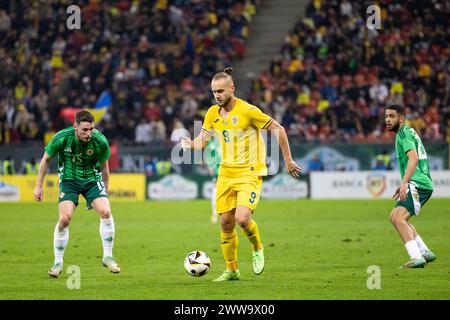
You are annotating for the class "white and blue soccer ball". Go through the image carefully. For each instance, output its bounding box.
[184,250,211,277]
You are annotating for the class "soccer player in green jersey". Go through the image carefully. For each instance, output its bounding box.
[34,110,120,277]
[204,137,221,223]
[385,104,436,268]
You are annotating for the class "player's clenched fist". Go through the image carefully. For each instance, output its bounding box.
[34,186,43,201]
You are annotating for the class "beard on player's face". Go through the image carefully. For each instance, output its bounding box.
[391,121,400,132]
[218,95,231,107]
[386,118,400,132]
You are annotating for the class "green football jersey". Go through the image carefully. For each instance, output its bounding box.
[45,127,110,181]
[395,125,433,190]
[204,138,221,177]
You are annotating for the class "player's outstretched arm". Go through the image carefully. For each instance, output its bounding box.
[181,130,212,151]
[34,152,52,201]
[266,120,302,178]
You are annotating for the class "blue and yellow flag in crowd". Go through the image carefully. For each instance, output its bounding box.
[59,90,111,123]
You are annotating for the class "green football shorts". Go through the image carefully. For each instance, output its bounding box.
[395,183,433,216]
[59,180,108,209]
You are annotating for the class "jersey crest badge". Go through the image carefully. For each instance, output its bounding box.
[231,116,239,126]
[87,149,94,156]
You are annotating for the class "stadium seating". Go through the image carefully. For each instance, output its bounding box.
[248,0,449,143]
[0,0,447,145]
[0,0,259,144]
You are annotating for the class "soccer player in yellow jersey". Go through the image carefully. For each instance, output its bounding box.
[182,68,301,281]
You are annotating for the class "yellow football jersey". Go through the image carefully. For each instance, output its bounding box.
[202,98,273,177]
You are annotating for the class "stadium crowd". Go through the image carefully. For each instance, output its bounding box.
[0,0,258,144]
[0,0,448,146]
[249,0,449,143]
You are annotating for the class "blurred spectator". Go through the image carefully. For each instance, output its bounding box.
[170,118,190,143]
[135,119,153,144]
[447,120,450,143]
[152,120,167,144]
[156,158,172,176]
[108,139,120,173]
[144,155,157,177]
[372,159,387,171]
[372,150,392,171]
[2,156,15,175]
[20,158,39,175]
[0,10,11,35]
[180,94,199,125]
[307,153,324,171]
[369,79,389,104]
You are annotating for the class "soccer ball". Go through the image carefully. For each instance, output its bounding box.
[184,250,211,277]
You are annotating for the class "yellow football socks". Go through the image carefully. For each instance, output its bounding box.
[220,229,238,271]
[243,220,263,251]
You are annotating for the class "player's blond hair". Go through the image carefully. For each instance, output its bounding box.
[212,67,234,82]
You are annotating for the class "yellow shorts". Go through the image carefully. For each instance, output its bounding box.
[216,175,263,214]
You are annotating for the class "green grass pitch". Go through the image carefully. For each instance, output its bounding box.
[0,199,448,300]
